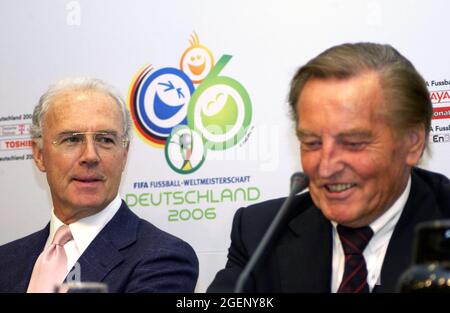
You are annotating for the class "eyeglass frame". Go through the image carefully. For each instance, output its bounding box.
[43,131,129,153]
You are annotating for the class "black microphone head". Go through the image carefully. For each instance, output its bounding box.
[290,172,309,194]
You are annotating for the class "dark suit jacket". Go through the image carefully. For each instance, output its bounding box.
[207,168,450,293]
[0,201,199,292]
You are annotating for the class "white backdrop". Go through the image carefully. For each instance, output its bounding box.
[1,0,450,292]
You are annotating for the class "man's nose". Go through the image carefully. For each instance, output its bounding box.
[78,137,100,166]
[318,141,344,178]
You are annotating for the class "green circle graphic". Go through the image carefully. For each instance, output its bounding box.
[187,76,252,151]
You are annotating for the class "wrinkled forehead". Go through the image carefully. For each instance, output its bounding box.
[44,90,124,132]
[299,72,385,113]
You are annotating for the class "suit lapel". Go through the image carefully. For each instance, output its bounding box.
[70,201,139,283]
[277,205,332,292]
[376,172,444,292]
[72,234,125,283]
[13,225,49,292]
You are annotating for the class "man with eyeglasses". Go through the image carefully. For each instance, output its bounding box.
[0,77,199,293]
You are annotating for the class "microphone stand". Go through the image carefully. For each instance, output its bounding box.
[234,172,309,293]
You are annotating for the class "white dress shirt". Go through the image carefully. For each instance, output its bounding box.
[44,194,122,275]
[331,176,411,292]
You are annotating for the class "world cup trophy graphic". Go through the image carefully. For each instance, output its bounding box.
[179,130,193,171]
[165,125,206,174]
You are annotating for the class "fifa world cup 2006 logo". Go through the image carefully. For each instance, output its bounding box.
[129,33,252,174]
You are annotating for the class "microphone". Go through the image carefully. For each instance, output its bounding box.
[234,172,309,293]
[290,172,310,194]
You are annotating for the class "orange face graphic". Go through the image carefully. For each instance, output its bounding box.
[180,33,214,84]
[188,49,206,76]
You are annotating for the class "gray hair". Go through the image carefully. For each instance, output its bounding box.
[288,42,432,149]
[31,77,132,146]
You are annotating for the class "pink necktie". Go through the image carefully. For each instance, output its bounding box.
[27,224,73,293]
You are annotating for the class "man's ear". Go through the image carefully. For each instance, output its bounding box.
[32,140,46,172]
[405,127,426,166]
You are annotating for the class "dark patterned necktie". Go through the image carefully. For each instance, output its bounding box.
[337,225,374,293]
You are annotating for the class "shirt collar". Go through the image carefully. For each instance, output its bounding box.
[48,194,122,254]
[368,175,411,251]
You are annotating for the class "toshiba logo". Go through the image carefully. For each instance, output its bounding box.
[0,139,32,150]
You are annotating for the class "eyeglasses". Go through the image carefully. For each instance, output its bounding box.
[51,131,128,153]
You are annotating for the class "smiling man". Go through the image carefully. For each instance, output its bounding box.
[208,43,450,293]
[0,77,198,293]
